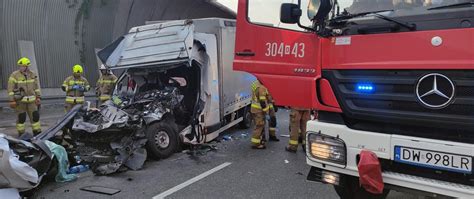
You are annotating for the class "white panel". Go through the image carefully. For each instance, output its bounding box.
[18,40,40,87]
[105,20,195,69]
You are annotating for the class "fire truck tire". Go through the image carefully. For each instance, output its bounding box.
[146,121,178,159]
[334,177,389,199]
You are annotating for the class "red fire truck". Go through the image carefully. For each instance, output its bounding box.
[234,0,473,198]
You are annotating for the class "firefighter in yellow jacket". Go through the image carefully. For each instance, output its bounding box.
[62,65,90,111]
[96,64,117,106]
[7,57,42,136]
[250,80,279,149]
[286,107,311,153]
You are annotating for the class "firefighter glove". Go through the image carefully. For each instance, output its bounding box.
[260,101,267,110]
[72,85,81,91]
[77,86,85,92]
[265,115,270,121]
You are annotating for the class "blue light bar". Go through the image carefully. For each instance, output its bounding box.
[356,84,374,93]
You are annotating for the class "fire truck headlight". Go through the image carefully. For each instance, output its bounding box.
[308,133,346,165]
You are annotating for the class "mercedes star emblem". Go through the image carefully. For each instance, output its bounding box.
[416,73,455,109]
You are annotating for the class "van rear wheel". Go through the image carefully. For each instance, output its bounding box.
[239,107,252,129]
[146,121,178,159]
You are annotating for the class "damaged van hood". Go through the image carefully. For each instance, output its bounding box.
[98,20,195,70]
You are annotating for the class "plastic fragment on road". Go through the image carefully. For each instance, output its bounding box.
[280,134,290,137]
[80,186,121,195]
[222,135,233,141]
[67,165,90,174]
[284,160,289,164]
[44,140,77,182]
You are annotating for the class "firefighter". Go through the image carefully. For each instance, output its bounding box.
[286,107,311,153]
[250,79,270,149]
[7,57,42,136]
[96,64,117,106]
[62,65,90,112]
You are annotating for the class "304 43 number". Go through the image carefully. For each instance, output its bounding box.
[265,42,305,58]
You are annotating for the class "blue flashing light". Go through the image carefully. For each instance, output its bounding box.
[356,84,375,93]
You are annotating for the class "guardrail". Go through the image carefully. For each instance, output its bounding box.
[0,94,98,108]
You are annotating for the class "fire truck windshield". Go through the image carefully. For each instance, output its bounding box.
[337,0,472,15]
[320,0,473,35]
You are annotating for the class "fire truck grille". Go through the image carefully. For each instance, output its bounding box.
[323,70,474,144]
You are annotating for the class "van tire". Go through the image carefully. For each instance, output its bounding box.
[146,121,178,159]
[239,107,252,129]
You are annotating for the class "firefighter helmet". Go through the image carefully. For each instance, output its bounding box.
[73,64,83,74]
[17,57,31,67]
[99,64,107,70]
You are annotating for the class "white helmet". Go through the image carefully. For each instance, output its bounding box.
[99,64,107,70]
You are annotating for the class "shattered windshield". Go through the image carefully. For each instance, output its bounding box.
[337,0,471,15]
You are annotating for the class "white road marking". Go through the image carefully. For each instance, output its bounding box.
[152,162,232,199]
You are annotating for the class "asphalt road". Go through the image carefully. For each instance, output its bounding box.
[26,109,415,199]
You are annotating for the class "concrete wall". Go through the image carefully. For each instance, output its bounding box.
[0,0,117,89]
[0,0,234,103]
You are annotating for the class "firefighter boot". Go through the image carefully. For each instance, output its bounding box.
[285,146,297,153]
[269,135,280,142]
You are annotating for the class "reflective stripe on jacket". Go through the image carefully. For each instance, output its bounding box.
[96,74,117,100]
[62,76,90,99]
[7,70,41,102]
[251,81,270,113]
[65,96,85,104]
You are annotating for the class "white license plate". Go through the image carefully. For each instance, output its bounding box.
[394,146,472,174]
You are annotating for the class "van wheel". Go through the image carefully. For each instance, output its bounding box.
[239,107,252,129]
[334,176,389,199]
[146,121,178,159]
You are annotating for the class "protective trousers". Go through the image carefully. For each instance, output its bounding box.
[98,98,108,106]
[288,109,311,150]
[65,102,82,112]
[251,112,265,146]
[16,102,41,135]
[268,107,277,137]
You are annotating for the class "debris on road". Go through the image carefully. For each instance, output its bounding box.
[0,133,66,197]
[284,160,289,164]
[222,135,233,141]
[80,186,121,195]
[0,188,21,198]
[280,134,290,138]
[67,165,89,174]
[44,140,77,182]
[186,144,218,156]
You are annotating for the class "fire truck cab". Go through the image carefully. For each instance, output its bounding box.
[234,0,474,198]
